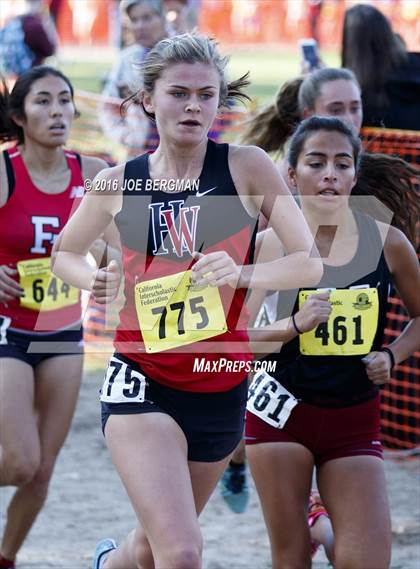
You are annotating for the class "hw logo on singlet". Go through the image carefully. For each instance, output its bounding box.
[30,216,60,254]
[149,200,200,257]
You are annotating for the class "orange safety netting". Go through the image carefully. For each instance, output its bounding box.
[361,127,420,451]
[361,127,420,165]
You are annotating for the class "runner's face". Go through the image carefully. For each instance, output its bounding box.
[289,130,357,212]
[145,62,220,144]
[311,79,363,133]
[128,3,165,48]
[18,76,75,147]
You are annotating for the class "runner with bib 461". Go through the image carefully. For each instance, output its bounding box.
[245,116,420,569]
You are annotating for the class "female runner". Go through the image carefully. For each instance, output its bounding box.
[52,33,322,569]
[246,116,420,569]
[0,66,111,569]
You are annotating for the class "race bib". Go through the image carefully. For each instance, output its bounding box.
[247,370,298,428]
[100,355,147,403]
[17,258,79,311]
[298,288,379,356]
[135,269,227,353]
[0,316,11,345]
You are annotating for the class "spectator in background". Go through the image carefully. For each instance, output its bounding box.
[48,0,64,26]
[342,3,420,130]
[164,0,190,34]
[103,0,166,101]
[166,0,202,34]
[0,0,57,77]
[308,0,323,44]
[19,0,57,66]
[100,0,167,156]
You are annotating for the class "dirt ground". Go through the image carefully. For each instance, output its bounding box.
[1,363,419,569]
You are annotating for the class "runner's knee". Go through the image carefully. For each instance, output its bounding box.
[334,549,364,569]
[334,539,391,569]
[133,531,154,568]
[271,541,311,569]
[2,447,41,486]
[164,543,202,569]
[152,533,203,569]
[29,454,58,488]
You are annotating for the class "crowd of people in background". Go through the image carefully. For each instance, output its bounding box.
[0,1,419,569]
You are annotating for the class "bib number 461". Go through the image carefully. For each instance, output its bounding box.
[315,315,363,346]
[247,371,298,429]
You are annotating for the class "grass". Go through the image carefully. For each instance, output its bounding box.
[61,61,111,94]
[229,48,339,105]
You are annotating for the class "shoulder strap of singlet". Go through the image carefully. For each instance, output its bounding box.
[123,152,149,192]
[198,140,236,196]
[73,152,82,169]
[353,209,384,257]
[63,149,84,188]
[122,140,238,196]
[3,149,15,201]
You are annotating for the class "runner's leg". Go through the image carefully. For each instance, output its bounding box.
[103,412,230,569]
[317,455,391,569]
[247,442,314,569]
[0,358,39,487]
[0,355,82,558]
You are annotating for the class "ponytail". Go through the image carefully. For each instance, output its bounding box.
[353,153,419,248]
[225,72,252,106]
[241,77,303,154]
[0,78,20,143]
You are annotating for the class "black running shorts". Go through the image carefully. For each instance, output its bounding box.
[0,319,84,368]
[101,352,248,462]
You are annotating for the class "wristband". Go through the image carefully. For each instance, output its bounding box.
[292,313,303,335]
[380,347,395,370]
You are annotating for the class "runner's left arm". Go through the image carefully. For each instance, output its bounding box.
[192,146,322,290]
[363,226,420,384]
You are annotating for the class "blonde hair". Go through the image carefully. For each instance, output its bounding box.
[122,32,250,119]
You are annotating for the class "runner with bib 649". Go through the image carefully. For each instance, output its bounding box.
[0,66,110,569]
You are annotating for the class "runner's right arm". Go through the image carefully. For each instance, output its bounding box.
[247,228,330,355]
[52,166,124,298]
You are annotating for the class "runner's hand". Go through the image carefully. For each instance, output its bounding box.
[192,251,241,288]
[362,351,392,385]
[91,260,121,304]
[0,265,24,302]
[293,292,332,333]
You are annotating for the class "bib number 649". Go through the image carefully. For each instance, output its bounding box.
[247,371,298,429]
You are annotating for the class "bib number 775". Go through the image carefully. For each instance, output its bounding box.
[100,356,147,403]
[151,295,209,339]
